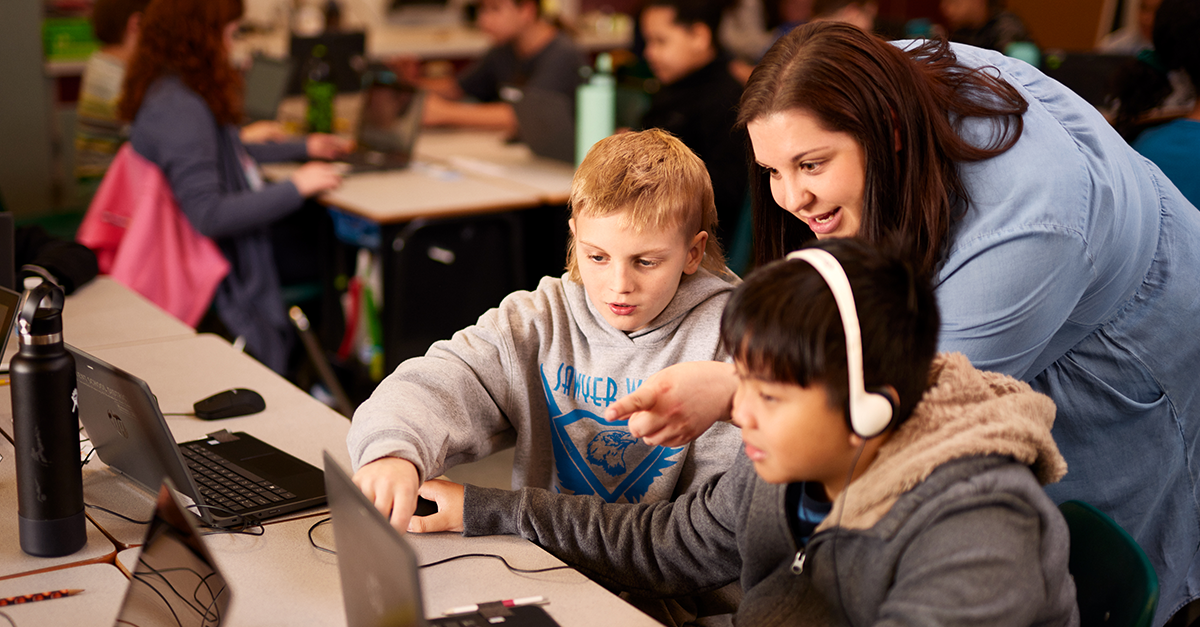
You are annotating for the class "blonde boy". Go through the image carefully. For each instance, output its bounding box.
[349,129,741,534]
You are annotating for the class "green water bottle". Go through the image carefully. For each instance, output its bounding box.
[304,44,335,133]
[575,52,615,166]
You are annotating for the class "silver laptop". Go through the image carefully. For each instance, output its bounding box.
[323,452,561,627]
[70,345,326,528]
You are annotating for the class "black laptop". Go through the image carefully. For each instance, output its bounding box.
[69,345,326,528]
[339,81,427,172]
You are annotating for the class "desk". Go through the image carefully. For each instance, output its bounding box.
[416,128,576,205]
[236,22,632,62]
[264,130,572,370]
[0,330,657,626]
[2,277,196,367]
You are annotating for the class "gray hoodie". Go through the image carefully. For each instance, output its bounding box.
[348,268,742,502]
[463,353,1080,626]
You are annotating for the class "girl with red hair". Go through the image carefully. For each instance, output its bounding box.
[119,0,349,374]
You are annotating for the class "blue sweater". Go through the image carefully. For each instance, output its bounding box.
[130,75,309,373]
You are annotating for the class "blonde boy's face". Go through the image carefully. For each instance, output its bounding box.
[732,369,854,488]
[641,7,714,85]
[570,212,706,333]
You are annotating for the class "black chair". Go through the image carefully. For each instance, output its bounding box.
[1060,500,1159,627]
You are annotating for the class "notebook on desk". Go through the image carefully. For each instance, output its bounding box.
[69,345,326,528]
[323,452,562,627]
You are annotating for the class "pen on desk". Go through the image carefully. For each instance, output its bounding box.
[0,588,84,606]
[443,595,547,616]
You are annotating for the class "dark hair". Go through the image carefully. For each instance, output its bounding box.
[642,0,733,45]
[737,21,1028,276]
[119,0,245,125]
[720,238,940,426]
[1111,0,1200,141]
[91,0,152,45]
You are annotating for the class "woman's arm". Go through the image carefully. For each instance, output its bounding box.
[603,360,738,447]
[132,84,307,239]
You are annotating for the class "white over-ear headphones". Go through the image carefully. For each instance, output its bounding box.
[786,248,895,438]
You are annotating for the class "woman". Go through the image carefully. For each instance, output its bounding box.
[119,0,348,374]
[1113,0,1200,207]
[608,22,1200,624]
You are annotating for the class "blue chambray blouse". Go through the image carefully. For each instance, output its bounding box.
[920,43,1200,623]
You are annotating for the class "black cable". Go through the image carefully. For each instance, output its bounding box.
[186,503,264,536]
[418,553,574,574]
[161,413,196,417]
[85,502,153,525]
[133,562,226,626]
[305,517,572,575]
[80,446,98,467]
[0,611,15,627]
[308,517,335,554]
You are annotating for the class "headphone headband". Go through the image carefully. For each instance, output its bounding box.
[785,248,894,438]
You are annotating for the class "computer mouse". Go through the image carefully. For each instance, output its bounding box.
[414,496,438,517]
[193,388,266,420]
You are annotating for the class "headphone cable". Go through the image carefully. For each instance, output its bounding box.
[831,438,867,627]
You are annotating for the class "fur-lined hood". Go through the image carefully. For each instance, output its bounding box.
[818,352,1066,531]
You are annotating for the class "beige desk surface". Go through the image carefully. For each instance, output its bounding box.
[237,22,632,62]
[263,160,544,224]
[0,427,118,580]
[113,521,656,627]
[416,128,576,205]
[76,333,350,548]
[2,277,196,367]
[0,564,127,625]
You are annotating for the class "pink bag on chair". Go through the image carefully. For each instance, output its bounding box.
[77,144,230,327]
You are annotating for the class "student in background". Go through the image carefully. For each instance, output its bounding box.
[640,0,748,260]
[117,0,350,374]
[1097,0,1159,53]
[940,0,1034,54]
[407,0,586,133]
[75,0,150,184]
[1115,0,1200,207]
[810,0,878,32]
[349,129,740,533]
[411,238,1078,626]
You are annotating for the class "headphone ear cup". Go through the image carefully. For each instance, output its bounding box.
[850,390,895,439]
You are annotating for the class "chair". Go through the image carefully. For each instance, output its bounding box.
[1059,500,1159,627]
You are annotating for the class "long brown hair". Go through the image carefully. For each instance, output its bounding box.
[738,22,1028,276]
[119,0,245,125]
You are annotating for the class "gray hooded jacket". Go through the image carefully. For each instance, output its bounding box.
[463,353,1080,626]
[348,269,742,502]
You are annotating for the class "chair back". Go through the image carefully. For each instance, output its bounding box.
[1059,500,1159,627]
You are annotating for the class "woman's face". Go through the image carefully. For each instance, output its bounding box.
[748,108,867,239]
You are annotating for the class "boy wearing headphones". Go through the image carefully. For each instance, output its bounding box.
[415,238,1079,625]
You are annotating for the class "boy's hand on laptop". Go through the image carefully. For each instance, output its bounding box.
[605,361,739,447]
[409,479,464,534]
[352,456,422,532]
[291,162,343,197]
[306,133,355,160]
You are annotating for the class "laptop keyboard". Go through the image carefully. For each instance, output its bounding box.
[180,442,297,514]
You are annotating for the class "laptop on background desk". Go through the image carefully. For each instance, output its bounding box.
[69,345,326,528]
[338,80,427,173]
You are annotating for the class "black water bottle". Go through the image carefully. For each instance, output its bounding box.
[12,282,85,557]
